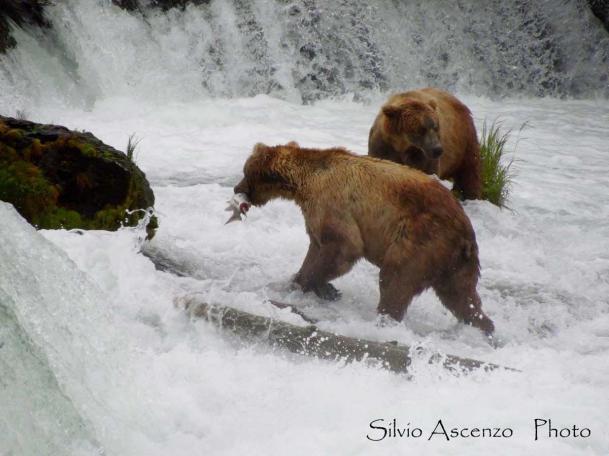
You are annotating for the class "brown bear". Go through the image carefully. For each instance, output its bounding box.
[368,88,482,200]
[233,142,494,336]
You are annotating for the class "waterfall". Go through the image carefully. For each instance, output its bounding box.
[0,0,607,111]
[1,3,609,455]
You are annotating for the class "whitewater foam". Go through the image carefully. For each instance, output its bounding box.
[0,93,605,454]
[0,2,608,452]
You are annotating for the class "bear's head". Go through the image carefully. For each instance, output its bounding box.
[382,99,442,160]
[233,142,298,206]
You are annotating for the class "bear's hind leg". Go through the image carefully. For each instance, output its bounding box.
[433,271,494,336]
[377,260,427,322]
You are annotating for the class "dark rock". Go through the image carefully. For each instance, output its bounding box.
[299,43,317,60]
[0,116,157,237]
[287,5,301,16]
[0,20,16,52]
[112,0,140,12]
[588,0,609,31]
[0,0,50,53]
[112,0,210,12]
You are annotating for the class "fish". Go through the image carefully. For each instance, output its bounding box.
[224,192,251,224]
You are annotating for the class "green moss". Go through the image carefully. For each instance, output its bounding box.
[81,144,98,157]
[37,208,84,230]
[0,162,59,224]
[23,138,43,161]
[0,142,18,160]
[4,128,24,142]
[92,206,125,230]
[66,138,98,157]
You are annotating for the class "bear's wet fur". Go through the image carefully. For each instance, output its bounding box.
[369,87,482,200]
[234,142,494,336]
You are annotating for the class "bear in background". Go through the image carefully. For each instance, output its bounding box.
[368,87,482,200]
[233,142,494,336]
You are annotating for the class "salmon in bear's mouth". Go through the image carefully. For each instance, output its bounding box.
[225,193,251,224]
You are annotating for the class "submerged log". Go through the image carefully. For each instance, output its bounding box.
[267,299,319,324]
[179,296,518,375]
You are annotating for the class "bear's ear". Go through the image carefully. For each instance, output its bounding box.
[382,105,403,118]
[428,99,438,111]
[253,142,269,154]
[285,141,300,148]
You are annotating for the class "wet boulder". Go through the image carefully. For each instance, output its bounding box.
[588,0,609,32]
[0,115,157,237]
[112,0,211,12]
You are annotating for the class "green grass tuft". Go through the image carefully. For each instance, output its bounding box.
[479,120,521,208]
[126,133,141,162]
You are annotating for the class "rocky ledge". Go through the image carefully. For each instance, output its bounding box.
[0,115,157,237]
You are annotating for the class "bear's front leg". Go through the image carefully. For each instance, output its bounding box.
[452,163,482,200]
[294,234,359,301]
[294,242,340,300]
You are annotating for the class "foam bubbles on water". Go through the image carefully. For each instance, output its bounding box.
[1,94,602,454]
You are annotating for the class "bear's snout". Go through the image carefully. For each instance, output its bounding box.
[234,178,250,195]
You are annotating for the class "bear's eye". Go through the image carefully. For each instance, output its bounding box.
[423,117,436,131]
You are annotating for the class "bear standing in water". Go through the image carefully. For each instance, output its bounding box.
[368,88,482,200]
[233,143,494,336]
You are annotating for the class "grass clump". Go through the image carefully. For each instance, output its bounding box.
[15,109,28,120]
[126,133,141,162]
[479,120,520,208]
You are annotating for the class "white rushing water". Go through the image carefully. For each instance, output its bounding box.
[1,0,609,455]
[0,95,607,455]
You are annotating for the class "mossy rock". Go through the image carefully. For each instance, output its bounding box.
[0,115,157,237]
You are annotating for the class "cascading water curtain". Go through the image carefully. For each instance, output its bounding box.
[0,0,608,112]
